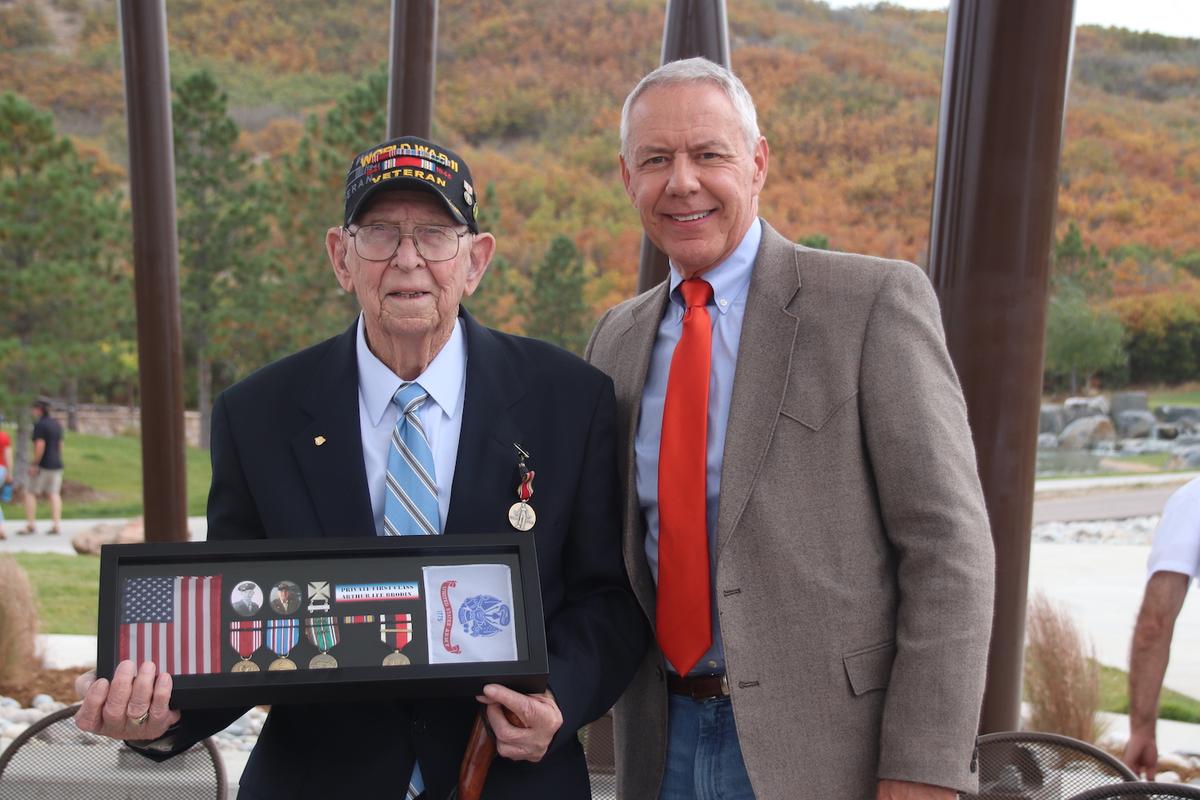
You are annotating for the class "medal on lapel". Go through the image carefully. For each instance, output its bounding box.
[507,444,537,532]
[266,618,300,670]
[381,613,413,666]
[229,620,262,672]
[305,616,340,669]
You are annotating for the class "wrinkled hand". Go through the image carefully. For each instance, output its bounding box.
[74,660,180,742]
[1122,730,1158,779]
[877,779,957,800]
[475,684,562,763]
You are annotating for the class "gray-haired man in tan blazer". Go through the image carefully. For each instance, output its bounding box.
[586,58,995,800]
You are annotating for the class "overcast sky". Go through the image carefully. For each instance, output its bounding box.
[822,0,1200,40]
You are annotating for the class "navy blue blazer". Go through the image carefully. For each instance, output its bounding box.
[159,310,647,800]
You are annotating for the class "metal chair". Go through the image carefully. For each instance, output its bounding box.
[962,730,1137,799]
[0,704,227,799]
[1067,783,1200,800]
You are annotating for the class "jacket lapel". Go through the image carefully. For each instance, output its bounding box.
[615,283,670,624]
[716,223,802,556]
[291,321,376,538]
[444,310,525,535]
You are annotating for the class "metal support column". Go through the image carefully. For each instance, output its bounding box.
[387,0,438,139]
[927,0,1076,732]
[118,0,188,542]
[636,0,730,292]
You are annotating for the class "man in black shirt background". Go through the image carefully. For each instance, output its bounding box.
[22,397,64,535]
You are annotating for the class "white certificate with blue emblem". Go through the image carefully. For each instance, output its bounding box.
[422,564,518,664]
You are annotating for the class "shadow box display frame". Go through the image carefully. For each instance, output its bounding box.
[96,533,547,709]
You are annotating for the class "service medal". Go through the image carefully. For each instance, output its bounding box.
[304,616,340,669]
[507,501,536,532]
[229,620,263,672]
[380,612,413,666]
[309,653,338,669]
[509,446,536,532]
[265,618,299,671]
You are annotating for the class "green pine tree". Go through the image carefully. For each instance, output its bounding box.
[519,235,592,355]
[173,71,266,448]
[465,182,518,330]
[0,92,128,470]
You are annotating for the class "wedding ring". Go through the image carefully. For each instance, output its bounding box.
[128,710,150,726]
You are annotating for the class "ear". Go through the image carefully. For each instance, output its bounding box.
[326,227,354,292]
[619,153,636,204]
[750,136,769,196]
[462,232,496,297]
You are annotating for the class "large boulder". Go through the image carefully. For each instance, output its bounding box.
[1156,405,1200,424]
[71,518,145,555]
[1111,391,1149,415]
[1064,396,1109,424]
[1058,416,1116,450]
[1040,404,1066,435]
[1115,410,1158,439]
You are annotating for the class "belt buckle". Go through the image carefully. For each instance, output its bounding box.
[719,674,730,697]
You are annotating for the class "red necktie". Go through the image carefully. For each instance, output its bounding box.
[656,278,714,676]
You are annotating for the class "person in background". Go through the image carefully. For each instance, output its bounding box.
[0,414,12,539]
[1123,475,1199,778]
[22,397,64,536]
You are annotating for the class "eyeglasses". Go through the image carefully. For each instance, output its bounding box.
[344,223,467,262]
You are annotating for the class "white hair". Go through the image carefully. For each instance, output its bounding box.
[619,57,761,160]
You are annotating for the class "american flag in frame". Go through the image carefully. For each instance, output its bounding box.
[119,575,222,675]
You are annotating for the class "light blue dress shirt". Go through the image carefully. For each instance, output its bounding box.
[356,314,467,536]
[635,218,762,676]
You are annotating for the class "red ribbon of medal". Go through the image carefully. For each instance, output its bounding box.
[518,468,535,503]
[230,620,262,659]
[380,613,413,650]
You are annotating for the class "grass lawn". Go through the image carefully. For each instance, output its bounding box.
[13,553,100,636]
[1099,663,1200,724]
[14,432,211,519]
[1147,383,1200,408]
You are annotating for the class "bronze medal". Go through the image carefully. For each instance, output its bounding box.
[382,651,411,667]
[231,658,260,673]
[309,652,338,669]
[509,446,536,531]
[268,656,298,671]
[507,501,536,531]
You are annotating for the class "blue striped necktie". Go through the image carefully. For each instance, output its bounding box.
[384,383,436,797]
[384,382,440,538]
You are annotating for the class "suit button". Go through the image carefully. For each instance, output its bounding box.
[413,719,427,734]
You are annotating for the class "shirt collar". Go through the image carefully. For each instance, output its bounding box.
[356,314,467,425]
[668,217,761,316]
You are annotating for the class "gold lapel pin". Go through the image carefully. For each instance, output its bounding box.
[314,436,327,446]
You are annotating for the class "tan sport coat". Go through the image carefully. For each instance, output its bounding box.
[586,222,995,800]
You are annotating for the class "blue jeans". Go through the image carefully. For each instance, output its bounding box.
[659,693,756,800]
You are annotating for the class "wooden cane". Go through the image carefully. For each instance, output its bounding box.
[451,703,525,800]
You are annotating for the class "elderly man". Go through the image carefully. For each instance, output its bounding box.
[586,58,995,800]
[1123,475,1200,778]
[76,135,646,799]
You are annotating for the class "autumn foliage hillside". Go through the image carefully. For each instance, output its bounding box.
[2,0,1199,375]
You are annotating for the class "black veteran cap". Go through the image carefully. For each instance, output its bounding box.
[343,135,479,232]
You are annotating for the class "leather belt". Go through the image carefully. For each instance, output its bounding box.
[667,672,730,700]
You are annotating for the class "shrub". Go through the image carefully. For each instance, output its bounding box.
[0,556,39,685]
[1023,592,1109,742]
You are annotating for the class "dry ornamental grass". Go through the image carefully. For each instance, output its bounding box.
[1024,591,1109,743]
[0,556,39,687]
